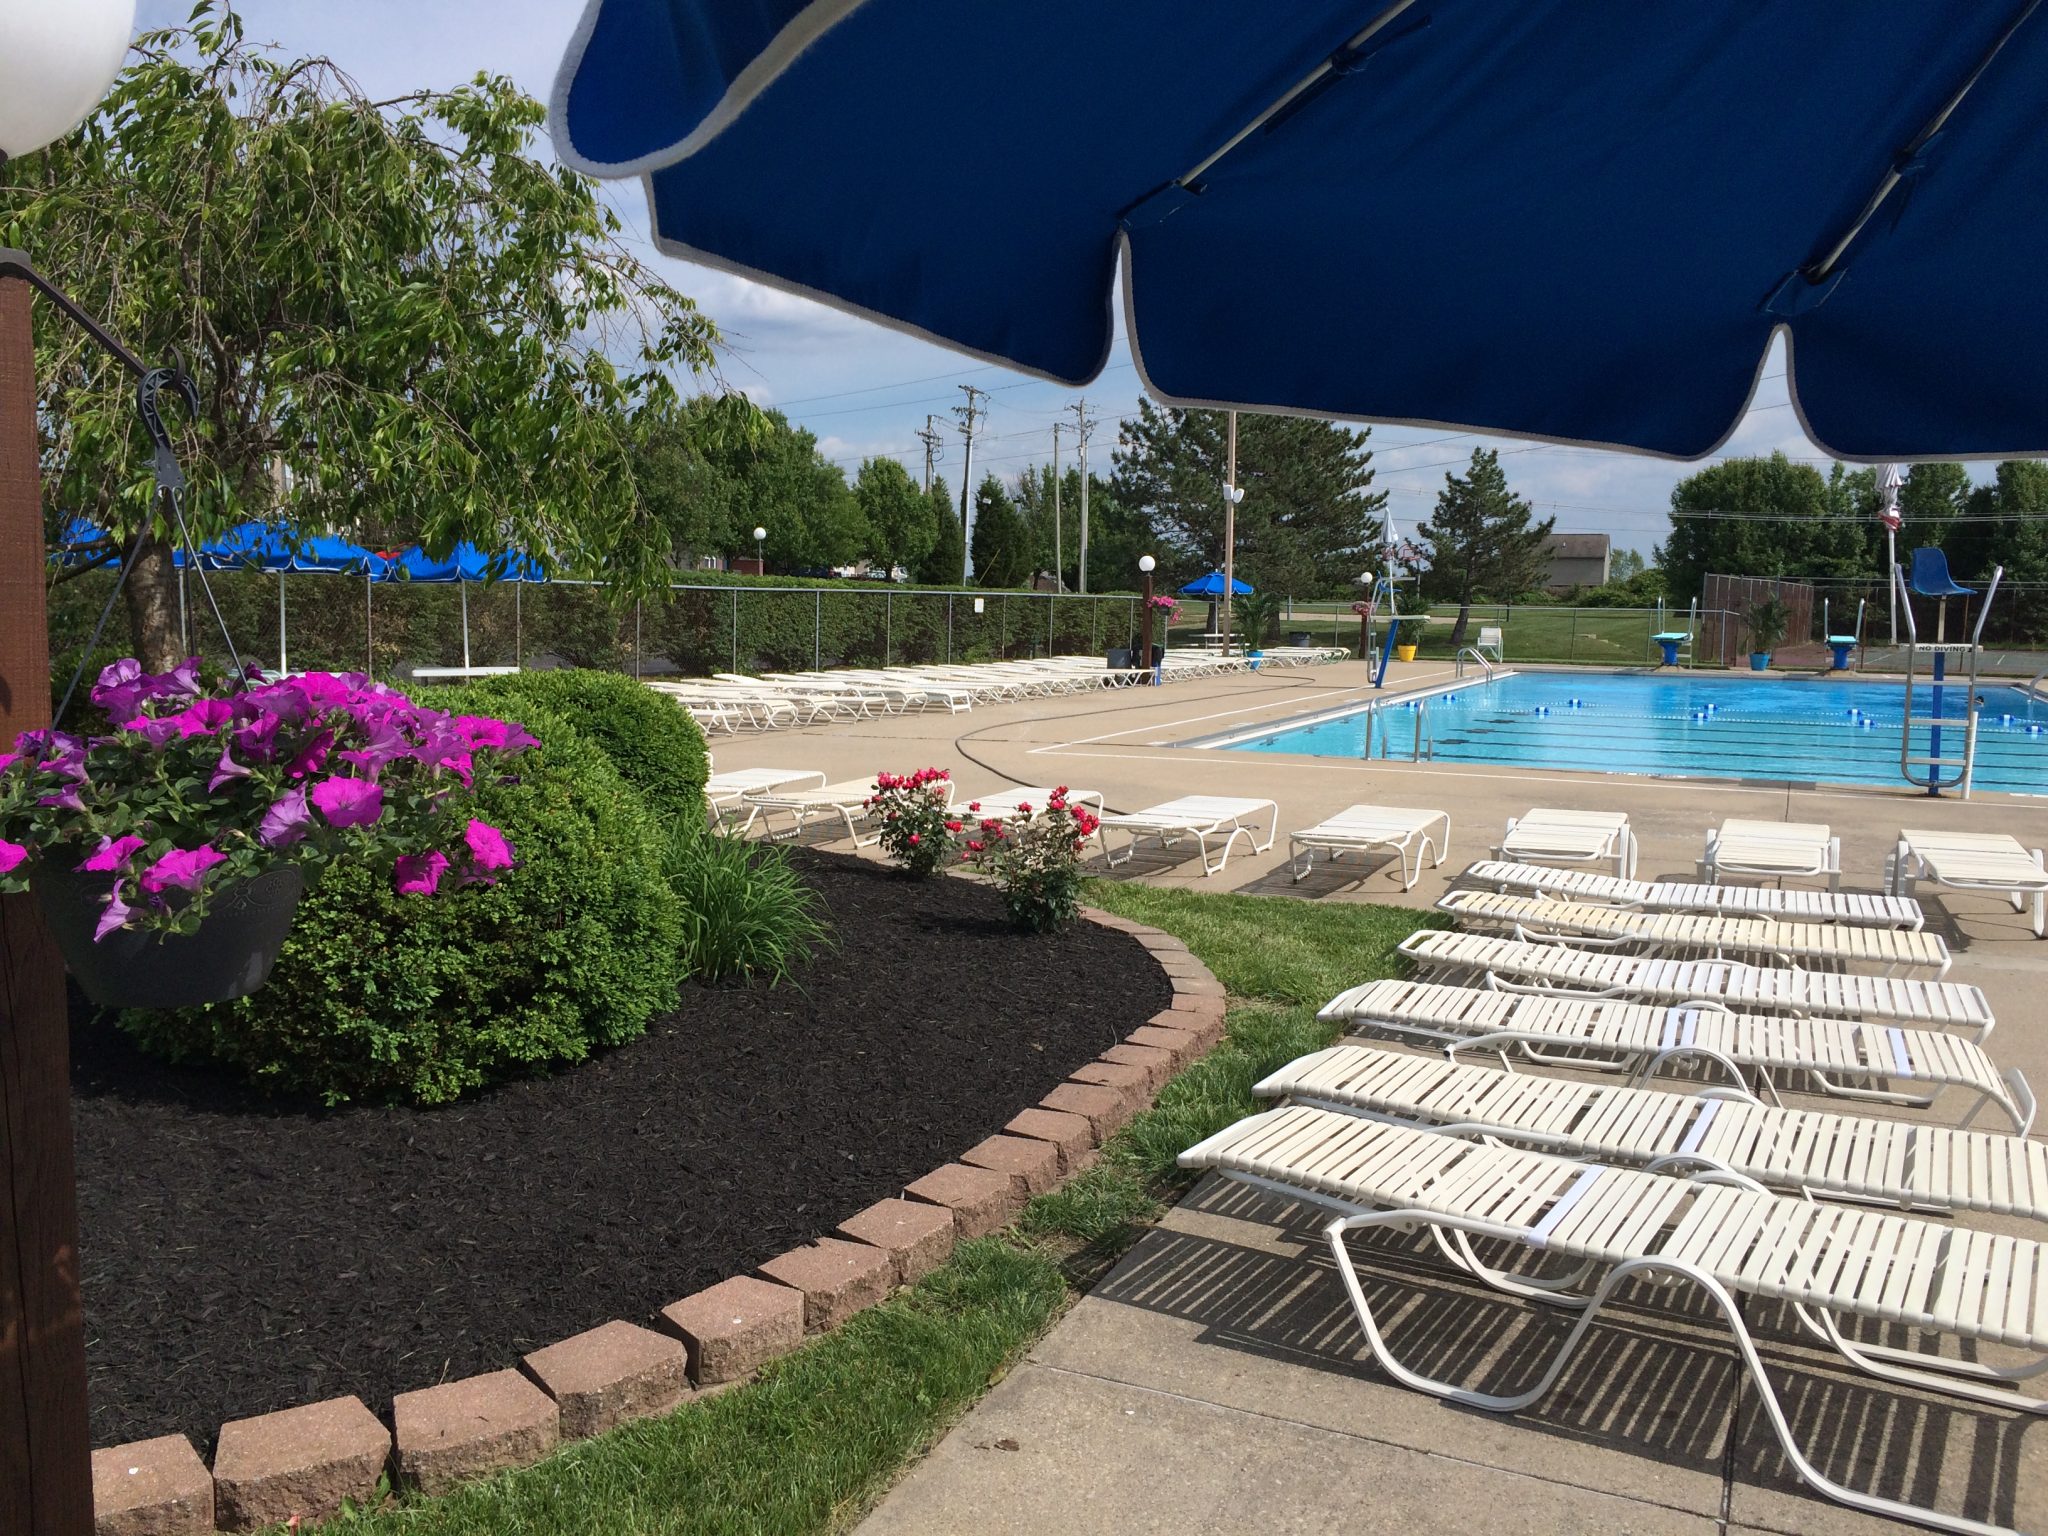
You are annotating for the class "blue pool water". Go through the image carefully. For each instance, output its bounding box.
[1218,671,2048,795]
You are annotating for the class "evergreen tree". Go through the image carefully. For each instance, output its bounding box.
[854,456,936,577]
[1418,448,1555,648]
[1959,462,2048,638]
[915,476,964,585]
[970,474,1029,587]
[1110,402,1384,596]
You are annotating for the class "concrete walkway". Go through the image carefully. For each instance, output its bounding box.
[698,660,2048,1534]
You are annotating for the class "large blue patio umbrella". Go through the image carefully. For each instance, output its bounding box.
[552,1,2048,461]
[1179,570,1253,598]
[382,543,549,671]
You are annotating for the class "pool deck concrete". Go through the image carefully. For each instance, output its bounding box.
[698,659,2048,1535]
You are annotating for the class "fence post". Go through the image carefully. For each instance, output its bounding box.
[946,595,954,664]
[1048,591,1056,653]
[731,589,739,674]
[814,589,822,669]
[885,590,892,667]
[1569,609,1578,664]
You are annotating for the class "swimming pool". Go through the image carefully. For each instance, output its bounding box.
[1212,671,2048,795]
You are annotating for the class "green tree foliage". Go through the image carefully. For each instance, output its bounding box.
[1418,449,1556,646]
[970,474,1030,588]
[1655,453,1869,602]
[6,4,726,669]
[855,456,937,576]
[1956,462,2048,636]
[915,476,964,586]
[1109,402,1385,596]
[1899,462,1972,550]
[694,408,867,571]
[1611,549,1647,582]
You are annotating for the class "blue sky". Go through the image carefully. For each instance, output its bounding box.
[137,0,1861,559]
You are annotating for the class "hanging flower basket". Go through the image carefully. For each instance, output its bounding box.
[37,862,305,1009]
[2,659,536,1006]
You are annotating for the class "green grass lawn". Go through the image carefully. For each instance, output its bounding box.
[322,886,1428,1536]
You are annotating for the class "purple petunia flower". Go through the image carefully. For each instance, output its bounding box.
[393,849,451,896]
[311,776,383,829]
[0,838,28,876]
[234,713,283,762]
[463,819,516,873]
[80,834,146,873]
[139,845,226,895]
[285,726,336,780]
[258,787,312,847]
[208,743,253,792]
[0,751,19,775]
[93,883,133,942]
[37,787,86,814]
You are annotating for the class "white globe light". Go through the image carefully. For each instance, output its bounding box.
[1138,555,1156,573]
[752,526,767,541]
[0,0,137,161]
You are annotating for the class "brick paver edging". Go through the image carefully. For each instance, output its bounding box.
[90,911,1222,1535]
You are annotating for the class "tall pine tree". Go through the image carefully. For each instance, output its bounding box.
[1418,448,1555,648]
[970,473,1029,587]
[915,475,963,585]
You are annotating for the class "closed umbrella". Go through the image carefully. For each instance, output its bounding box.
[1878,462,1905,641]
[553,1,2048,460]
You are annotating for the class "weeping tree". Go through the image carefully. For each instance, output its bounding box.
[2,3,729,670]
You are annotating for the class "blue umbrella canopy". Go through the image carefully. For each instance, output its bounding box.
[553,1,2048,461]
[1179,569,1253,597]
[383,543,546,583]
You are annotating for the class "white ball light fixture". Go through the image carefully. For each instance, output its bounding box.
[0,0,136,162]
[1137,554,1156,573]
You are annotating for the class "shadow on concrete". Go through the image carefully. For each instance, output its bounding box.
[1099,1180,2038,1526]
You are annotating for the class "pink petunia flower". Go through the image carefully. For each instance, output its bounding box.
[0,838,28,876]
[80,834,146,873]
[139,845,226,895]
[463,819,516,873]
[93,883,133,942]
[209,743,253,792]
[258,787,313,847]
[311,776,384,828]
[393,849,451,896]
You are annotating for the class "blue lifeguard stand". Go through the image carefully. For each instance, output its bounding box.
[1896,550,2002,797]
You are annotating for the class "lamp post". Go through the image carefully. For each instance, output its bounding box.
[0,8,140,1533]
[1138,554,1157,684]
[753,524,766,574]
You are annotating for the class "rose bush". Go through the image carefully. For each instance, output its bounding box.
[867,767,955,877]
[961,787,1102,932]
[0,659,528,939]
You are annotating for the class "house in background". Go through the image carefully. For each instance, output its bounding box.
[1541,532,1611,592]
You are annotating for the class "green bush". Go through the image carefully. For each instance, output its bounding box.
[461,668,709,825]
[662,824,829,983]
[120,691,685,1105]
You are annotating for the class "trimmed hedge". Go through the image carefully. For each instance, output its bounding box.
[120,690,685,1105]
[462,668,709,825]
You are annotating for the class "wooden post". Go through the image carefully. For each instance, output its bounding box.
[0,272,95,1536]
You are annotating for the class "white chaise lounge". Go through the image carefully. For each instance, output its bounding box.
[1463,860,1923,928]
[1181,1105,2048,1535]
[704,767,825,832]
[1396,929,1996,1037]
[1319,976,2023,1128]
[1435,890,1951,977]
[742,777,931,847]
[1099,795,1278,877]
[1289,805,1451,890]
[1256,1042,2043,1214]
[1895,828,2048,938]
[1491,808,1636,877]
[1699,818,1841,887]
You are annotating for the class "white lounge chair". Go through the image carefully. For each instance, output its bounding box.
[742,777,935,847]
[1435,890,1951,976]
[1491,808,1635,877]
[1320,975,2024,1128]
[1289,805,1451,890]
[1099,795,1278,877]
[1464,860,1923,928]
[1181,1105,2048,1535]
[704,768,825,832]
[1895,828,2048,939]
[1256,1042,2043,1216]
[1699,818,1841,888]
[1396,929,1996,1037]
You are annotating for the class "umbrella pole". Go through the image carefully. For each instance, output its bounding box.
[461,582,471,669]
[177,563,188,655]
[1886,525,1898,643]
[1222,410,1236,653]
[278,570,288,677]
[514,581,522,670]
[365,569,373,675]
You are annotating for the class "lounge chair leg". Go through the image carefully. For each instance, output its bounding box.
[1325,1215,2022,1536]
[1792,1304,2048,1413]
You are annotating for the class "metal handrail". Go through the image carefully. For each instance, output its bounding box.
[1454,646,1495,680]
[1412,697,1435,762]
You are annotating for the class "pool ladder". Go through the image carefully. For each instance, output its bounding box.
[1361,696,1435,762]
[1453,647,1495,680]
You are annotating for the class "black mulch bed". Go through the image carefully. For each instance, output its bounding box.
[72,850,1172,1450]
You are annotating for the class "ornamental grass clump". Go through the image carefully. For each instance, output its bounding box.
[961,788,1103,932]
[868,767,957,877]
[0,659,529,938]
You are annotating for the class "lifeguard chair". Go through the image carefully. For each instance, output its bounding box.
[1895,549,2002,797]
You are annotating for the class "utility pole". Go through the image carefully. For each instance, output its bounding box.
[953,385,986,584]
[1051,422,1063,593]
[1068,398,1097,593]
[1221,409,1240,653]
[916,413,945,494]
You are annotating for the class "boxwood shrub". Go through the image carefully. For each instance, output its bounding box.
[462,668,708,825]
[119,690,685,1105]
